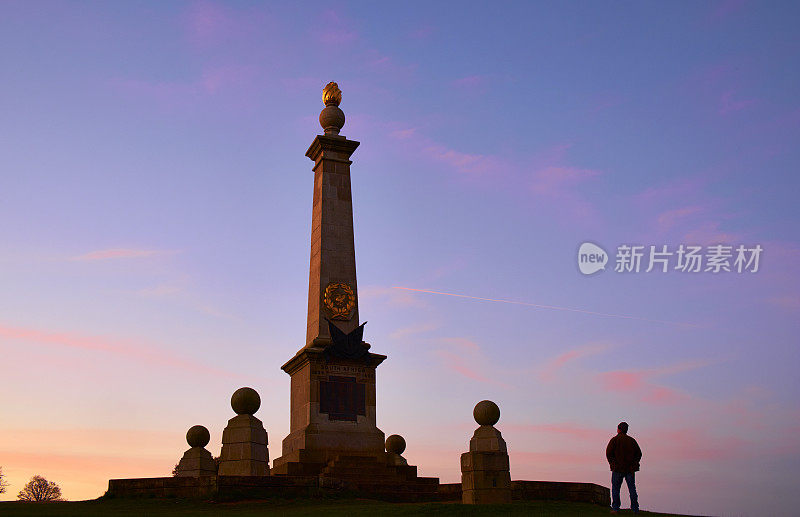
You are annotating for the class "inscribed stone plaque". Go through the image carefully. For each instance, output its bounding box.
[319,375,366,421]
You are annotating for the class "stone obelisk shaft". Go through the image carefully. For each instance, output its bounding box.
[305,135,360,347]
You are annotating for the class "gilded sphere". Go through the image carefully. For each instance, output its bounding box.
[186,425,210,448]
[473,400,500,426]
[231,387,261,415]
[385,434,406,455]
[319,105,345,135]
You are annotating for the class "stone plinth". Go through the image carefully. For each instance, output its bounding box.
[177,447,216,477]
[106,475,317,500]
[106,476,610,505]
[176,424,216,477]
[107,476,218,499]
[218,414,269,476]
[461,401,512,504]
[461,434,512,503]
[272,346,386,475]
[436,480,611,505]
[512,480,610,506]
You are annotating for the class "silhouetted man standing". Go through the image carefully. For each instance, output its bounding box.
[606,421,642,514]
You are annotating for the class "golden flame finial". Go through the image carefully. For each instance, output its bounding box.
[322,82,342,107]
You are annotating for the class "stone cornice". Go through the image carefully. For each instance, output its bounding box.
[305,135,360,165]
[281,346,386,375]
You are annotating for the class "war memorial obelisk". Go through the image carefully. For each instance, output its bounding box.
[106,83,609,508]
[272,82,387,476]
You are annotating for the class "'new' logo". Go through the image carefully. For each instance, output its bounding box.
[578,242,608,275]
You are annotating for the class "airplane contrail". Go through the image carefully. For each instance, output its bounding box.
[391,286,699,328]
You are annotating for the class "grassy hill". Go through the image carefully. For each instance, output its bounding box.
[0,498,700,516]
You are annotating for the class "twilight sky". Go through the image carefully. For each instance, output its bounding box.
[1,1,799,515]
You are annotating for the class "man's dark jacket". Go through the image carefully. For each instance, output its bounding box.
[606,433,642,473]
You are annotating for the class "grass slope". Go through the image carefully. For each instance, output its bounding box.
[0,498,700,516]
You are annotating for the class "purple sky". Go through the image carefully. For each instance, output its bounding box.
[1,1,799,515]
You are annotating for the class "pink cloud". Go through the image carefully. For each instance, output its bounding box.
[424,142,501,176]
[538,342,614,382]
[707,0,747,23]
[364,50,418,77]
[683,220,740,245]
[507,422,608,442]
[767,295,800,311]
[317,10,358,45]
[319,29,358,45]
[597,359,719,405]
[511,450,602,466]
[200,64,257,94]
[390,127,417,140]
[0,323,237,378]
[452,75,486,92]
[641,386,683,405]
[513,425,747,468]
[111,77,198,106]
[112,62,260,106]
[682,59,758,118]
[634,177,708,205]
[187,0,231,46]
[136,284,182,297]
[383,121,507,179]
[359,285,429,309]
[72,248,172,261]
[409,25,434,40]
[719,90,757,114]
[112,3,271,110]
[531,142,573,166]
[529,165,600,220]
[648,428,746,462]
[433,339,510,389]
[388,322,438,340]
[588,92,624,114]
[599,370,646,392]
[436,349,494,384]
[437,337,480,351]
[184,1,268,49]
[522,143,602,221]
[387,132,598,222]
[631,177,743,244]
[530,165,599,196]
[656,205,703,232]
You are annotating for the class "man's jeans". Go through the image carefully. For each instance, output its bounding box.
[611,471,639,512]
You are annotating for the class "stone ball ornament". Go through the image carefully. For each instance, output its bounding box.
[231,387,261,415]
[385,434,406,455]
[473,400,500,426]
[186,425,210,448]
[320,81,345,135]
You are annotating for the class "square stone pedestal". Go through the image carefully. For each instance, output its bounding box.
[272,346,386,475]
[461,425,512,504]
[176,447,216,477]
[218,414,269,476]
